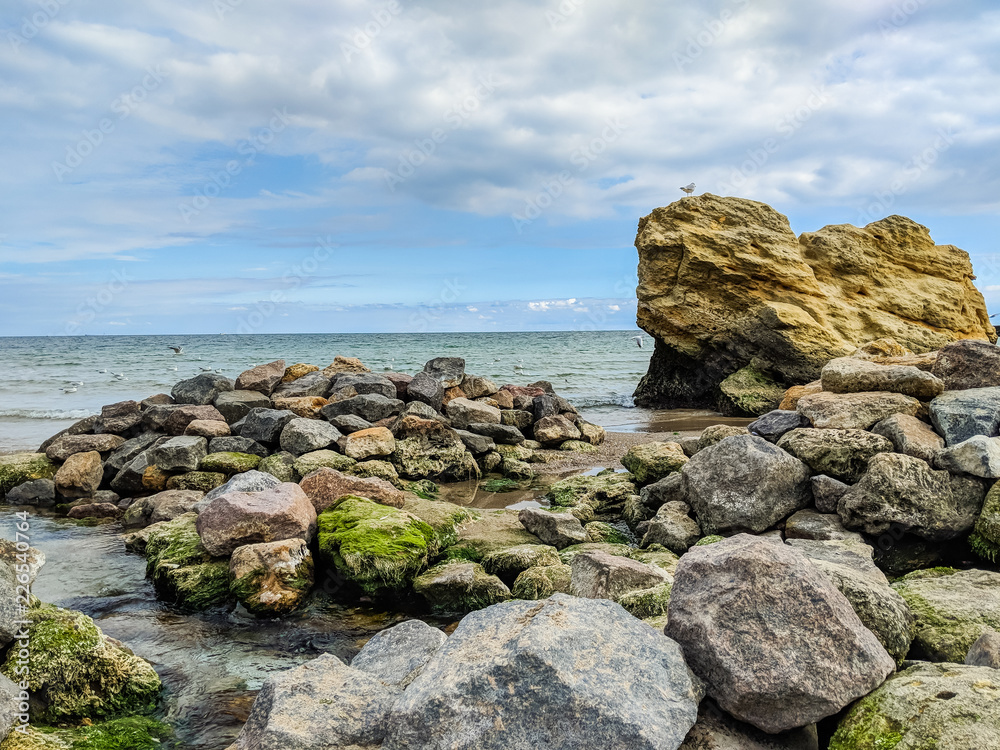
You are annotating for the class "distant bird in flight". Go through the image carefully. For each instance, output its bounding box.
[633,336,644,348]
[169,345,183,354]
[680,183,696,195]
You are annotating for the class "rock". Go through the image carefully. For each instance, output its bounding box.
[965,629,1000,668]
[166,470,225,493]
[632,196,994,411]
[213,390,272,423]
[171,373,234,405]
[67,502,121,519]
[776,427,892,483]
[282,363,319,382]
[421,356,465,388]
[293,449,356,476]
[716,364,786,417]
[159,404,229,435]
[321,394,404,423]
[93,400,143,434]
[892,568,1000,662]
[870,412,945,463]
[259,452,297,482]
[203,470,281,502]
[460,374,499,399]
[141,513,230,608]
[797,391,920,429]
[406,371,445,411]
[317,497,435,594]
[383,372,413,399]
[667,534,894,733]
[123,489,203,528]
[45,434,125,462]
[210,435,269,457]
[229,538,314,615]
[343,426,395,460]
[446,509,540,562]
[532,414,582,445]
[0,604,161,723]
[322,356,371,376]
[570,550,670,600]
[184,419,230,438]
[329,373,398,400]
[779,381,823,411]
[241,408,297,446]
[235,360,285,395]
[234,653,400,750]
[500,409,534,431]
[559,439,599,454]
[351,619,446,688]
[199,451,262,474]
[454,429,495,455]
[444,398,500,430]
[466,422,525,445]
[747,409,811,443]
[547,472,638,521]
[784,509,862,542]
[0,453,57,496]
[271,371,331,398]
[328,413,374,434]
[935,434,1000,477]
[390,418,479,482]
[678,699,820,750]
[696,425,749,453]
[828,662,1000,750]
[299,467,404,512]
[682,435,811,535]
[821,355,945,399]
[270,395,329,419]
[643,501,702,554]
[973,481,1000,552]
[932,338,1000,390]
[4,478,56,506]
[0,673,18,742]
[109,450,155,495]
[838,452,983,540]
[412,561,511,614]
[622,441,689,485]
[148,436,208,473]
[278,418,341,456]
[810,474,850,514]
[196,483,318,556]
[480,544,561,585]
[929,386,1000,446]
[640,472,687,510]
[576,419,606,445]
[387,595,701,750]
[346,459,401,486]
[53,451,103,498]
[518,508,588,549]
[511,564,573,599]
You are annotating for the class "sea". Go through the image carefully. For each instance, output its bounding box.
[0,330,738,453]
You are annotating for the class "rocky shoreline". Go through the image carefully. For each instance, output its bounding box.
[1,342,1000,748]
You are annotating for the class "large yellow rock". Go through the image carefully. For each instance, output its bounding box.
[634,195,994,411]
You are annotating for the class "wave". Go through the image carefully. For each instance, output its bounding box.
[571,393,636,409]
[0,408,97,420]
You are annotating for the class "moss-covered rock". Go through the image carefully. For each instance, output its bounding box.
[974,481,1000,546]
[293,450,356,477]
[511,563,572,599]
[443,510,539,562]
[481,544,561,584]
[391,438,480,482]
[1,717,172,750]
[346,459,402,487]
[559,439,599,454]
[557,542,635,565]
[0,454,57,497]
[546,473,637,520]
[412,561,511,614]
[585,521,635,545]
[0,605,161,724]
[494,444,534,463]
[142,513,231,610]
[404,479,439,500]
[970,531,1000,564]
[620,442,688,486]
[717,364,786,417]
[229,538,314,616]
[258,452,297,482]
[892,567,1000,662]
[695,535,725,546]
[617,582,673,620]
[165,471,227,493]
[480,477,521,493]
[499,457,534,480]
[317,496,435,595]
[401,497,475,554]
[198,451,262,474]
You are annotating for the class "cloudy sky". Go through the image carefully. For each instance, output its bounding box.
[1,0,999,336]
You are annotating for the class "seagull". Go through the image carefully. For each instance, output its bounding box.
[680,182,696,195]
[168,366,178,371]
[62,386,78,393]
[97,368,108,374]
[199,366,213,372]
[633,335,644,348]
[114,373,128,381]
[168,345,183,355]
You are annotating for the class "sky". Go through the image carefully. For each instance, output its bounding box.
[1,0,999,336]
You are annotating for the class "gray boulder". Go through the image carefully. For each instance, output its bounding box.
[0,673,20,742]
[327,414,373,434]
[642,501,702,554]
[570,550,670,600]
[329,373,398,400]
[518,508,588,549]
[406,371,445,411]
[445,398,501,430]
[271,371,331,398]
[796,391,920,430]
[279,418,342,456]
[321,394,404,423]
[171,373,234,405]
[965,630,1000,669]
[639,472,687,511]
[776,428,892,483]
[382,595,702,750]
[93,400,143,434]
[123,489,204,528]
[467,422,526,445]
[5,478,56,506]
[935,434,1000,477]
[838,452,984,540]
[202,470,281,504]
[213,390,272,423]
[235,653,401,750]
[679,700,820,750]
[810,475,850,514]
[932,338,1000,390]
[747,409,811,443]
[241,408,297,446]
[820,356,945,400]
[454,430,495,455]
[351,620,447,688]
[667,534,894,733]
[929,386,1000,446]
[147,436,208,472]
[783,509,863,542]
[682,435,812,535]
[209,436,269,458]
[871,413,945,464]
[421,357,465,388]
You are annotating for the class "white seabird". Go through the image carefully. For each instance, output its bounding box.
[633,336,644,348]
[680,183,696,195]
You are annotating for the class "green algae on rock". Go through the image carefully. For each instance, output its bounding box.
[621,442,687,486]
[617,582,673,620]
[716,364,787,417]
[0,454,57,497]
[412,560,511,614]
[293,450,356,477]
[546,472,637,520]
[198,452,262,474]
[401,497,475,553]
[0,605,161,724]
[0,717,172,750]
[511,563,573,600]
[258,452,297,482]
[317,496,436,595]
[443,509,539,562]
[142,513,231,610]
[480,544,561,584]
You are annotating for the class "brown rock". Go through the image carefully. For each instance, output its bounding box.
[633,195,994,411]
[143,404,229,435]
[442,386,466,406]
[932,339,1000,390]
[492,389,514,409]
[384,372,413,399]
[501,385,546,399]
[343,426,396,460]
[230,538,314,615]
[94,400,143,434]
[271,396,329,419]
[54,451,103,498]
[533,414,582,445]
[299,467,405,512]
[67,502,121,519]
[46,434,125,462]
[820,357,945,400]
[779,381,823,410]
[322,356,370,376]
[141,393,175,407]
[185,419,231,438]
[236,360,286,395]
[142,465,171,492]
[797,391,920,430]
[569,550,670,600]
[282,363,319,383]
[851,337,912,359]
[869,351,939,371]
[871,413,944,463]
[196,482,318,556]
